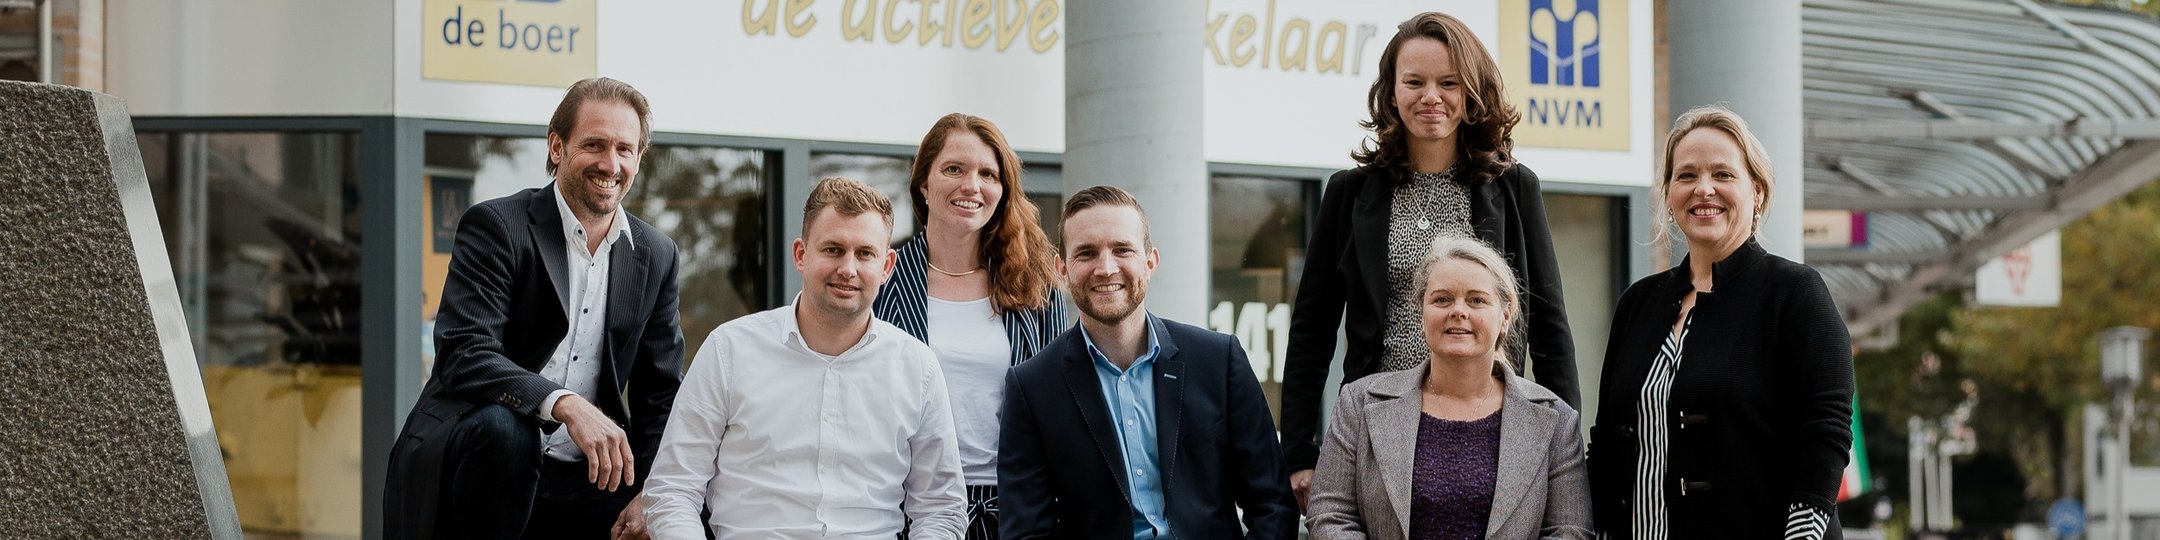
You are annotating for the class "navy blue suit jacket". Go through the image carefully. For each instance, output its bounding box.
[999,314,1298,539]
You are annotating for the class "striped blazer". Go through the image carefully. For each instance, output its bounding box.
[873,232,1068,369]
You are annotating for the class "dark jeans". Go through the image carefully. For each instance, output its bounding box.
[440,404,633,540]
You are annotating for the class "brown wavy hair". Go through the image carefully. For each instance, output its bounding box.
[1351,12,1519,185]
[908,113,1059,314]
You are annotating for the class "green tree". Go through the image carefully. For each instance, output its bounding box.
[1944,179,2160,511]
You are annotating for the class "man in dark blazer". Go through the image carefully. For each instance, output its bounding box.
[386,77,683,540]
[999,186,1297,539]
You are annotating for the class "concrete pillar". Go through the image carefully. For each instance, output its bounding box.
[1063,0,1208,322]
[1666,0,1806,261]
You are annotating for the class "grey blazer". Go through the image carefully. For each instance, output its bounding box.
[1305,362,1593,539]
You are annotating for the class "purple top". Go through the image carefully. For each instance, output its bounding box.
[1409,408,1502,540]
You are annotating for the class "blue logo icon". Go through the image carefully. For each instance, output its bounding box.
[1529,0,1600,88]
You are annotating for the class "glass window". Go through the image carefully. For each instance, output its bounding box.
[1544,192,1620,425]
[1209,174,1317,419]
[422,133,774,372]
[811,153,914,243]
[139,130,365,539]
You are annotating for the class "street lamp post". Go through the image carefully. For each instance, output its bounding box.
[2098,326,2146,540]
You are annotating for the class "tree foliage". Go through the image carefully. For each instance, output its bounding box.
[1856,178,2160,520]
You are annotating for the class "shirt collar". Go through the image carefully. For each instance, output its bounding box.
[781,293,882,360]
[1079,314,1162,372]
[553,182,635,249]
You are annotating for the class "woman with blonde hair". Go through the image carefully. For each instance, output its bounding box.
[874,113,1065,539]
[1589,105,1853,539]
[1306,234,1592,539]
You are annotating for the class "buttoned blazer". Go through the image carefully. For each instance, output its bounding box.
[1588,241,1853,539]
[1280,162,1579,472]
[385,185,685,539]
[998,315,1299,539]
[1306,362,1593,539]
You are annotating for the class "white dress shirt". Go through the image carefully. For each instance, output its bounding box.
[534,185,633,461]
[642,300,967,539]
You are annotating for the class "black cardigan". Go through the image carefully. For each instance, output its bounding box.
[1279,162,1578,471]
[1587,241,1854,539]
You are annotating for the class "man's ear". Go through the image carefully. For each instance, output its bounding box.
[546,133,564,171]
[791,238,807,272]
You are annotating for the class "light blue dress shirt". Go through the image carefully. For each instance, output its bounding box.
[1080,321,1173,539]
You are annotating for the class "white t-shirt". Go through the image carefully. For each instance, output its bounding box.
[925,295,1013,486]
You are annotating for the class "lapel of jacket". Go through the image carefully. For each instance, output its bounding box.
[1470,168,1507,254]
[603,225,649,406]
[1349,170,1394,314]
[527,186,572,316]
[1486,371,1557,537]
[1149,315,1185,503]
[1364,365,1424,538]
[886,233,932,340]
[1061,330,1132,502]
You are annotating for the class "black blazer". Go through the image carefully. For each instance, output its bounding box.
[999,315,1299,539]
[1280,162,1578,471]
[1588,241,1852,539]
[385,186,685,539]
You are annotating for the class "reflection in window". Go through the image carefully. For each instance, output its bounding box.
[139,131,365,539]
[1544,193,1618,427]
[421,134,773,370]
[1209,175,1315,419]
[811,153,914,244]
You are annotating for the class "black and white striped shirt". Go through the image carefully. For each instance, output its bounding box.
[1628,314,1830,540]
[873,233,1068,371]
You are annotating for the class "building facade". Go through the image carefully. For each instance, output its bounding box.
[16,0,1661,537]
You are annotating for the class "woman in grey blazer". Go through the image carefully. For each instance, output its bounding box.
[1306,235,1592,539]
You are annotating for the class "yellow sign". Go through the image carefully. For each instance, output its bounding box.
[423,0,598,87]
[1500,0,1629,150]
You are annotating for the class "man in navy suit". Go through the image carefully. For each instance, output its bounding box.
[385,77,683,540]
[998,185,1297,539]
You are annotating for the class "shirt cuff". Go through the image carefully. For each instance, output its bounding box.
[538,389,576,423]
[1784,502,1830,540]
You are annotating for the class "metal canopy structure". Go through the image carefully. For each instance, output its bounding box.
[1801,0,2160,340]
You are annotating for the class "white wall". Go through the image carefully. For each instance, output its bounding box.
[108,0,1654,187]
[107,0,395,116]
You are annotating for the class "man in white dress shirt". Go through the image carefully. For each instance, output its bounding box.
[642,176,967,539]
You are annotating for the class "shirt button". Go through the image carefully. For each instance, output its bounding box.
[1135,469,1145,476]
[1125,419,1135,427]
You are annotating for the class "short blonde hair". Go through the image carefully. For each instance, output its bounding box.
[1653,105,1777,247]
[803,176,894,235]
[1419,234,1524,368]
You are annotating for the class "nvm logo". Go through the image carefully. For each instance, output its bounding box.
[1529,0,1599,88]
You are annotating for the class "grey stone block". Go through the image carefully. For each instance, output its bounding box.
[0,80,241,539]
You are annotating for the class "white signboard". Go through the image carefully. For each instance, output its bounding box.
[117,0,1653,181]
[1974,231,2060,307]
[1802,210,1861,248]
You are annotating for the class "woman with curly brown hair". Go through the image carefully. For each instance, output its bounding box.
[872,112,1065,539]
[1279,11,1579,513]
